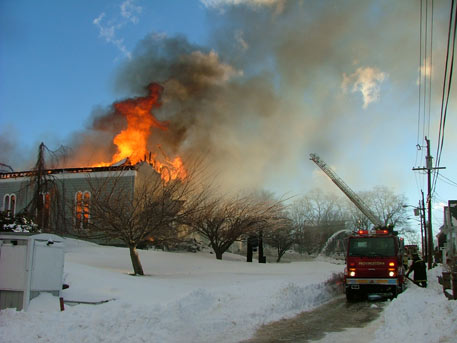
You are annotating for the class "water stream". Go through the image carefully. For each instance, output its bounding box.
[319,229,352,256]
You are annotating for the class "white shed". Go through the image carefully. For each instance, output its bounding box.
[0,233,65,311]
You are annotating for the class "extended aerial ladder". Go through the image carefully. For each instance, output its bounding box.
[309,153,384,228]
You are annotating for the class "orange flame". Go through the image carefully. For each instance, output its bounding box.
[95,83,186,181]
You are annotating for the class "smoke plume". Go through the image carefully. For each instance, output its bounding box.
[49,0,450,193]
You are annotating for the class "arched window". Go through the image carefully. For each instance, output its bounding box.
[3,194,10,212]
[83,191,90,228]
[75,191,90,229]
[39,192,51,228]
[10,195,16,216]
[75,191,83,229]
[3,193,16,216]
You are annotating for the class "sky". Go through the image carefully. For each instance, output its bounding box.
[0,238,456,342]
[1,0,456,235]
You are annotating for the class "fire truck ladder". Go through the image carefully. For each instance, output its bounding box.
[309,153,384,228]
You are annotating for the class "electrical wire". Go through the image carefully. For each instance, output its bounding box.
[432,0,456,194]
[427,0,434,137]
[415,0,432,198]
[438,173,457,188]
[423,1,429,143]
[417,0,423,151]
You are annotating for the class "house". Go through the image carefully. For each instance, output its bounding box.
[0,162,161,236]
[437,200,457,270]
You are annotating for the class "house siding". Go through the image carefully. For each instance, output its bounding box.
[0,178,32,214]
[0,168,137,234]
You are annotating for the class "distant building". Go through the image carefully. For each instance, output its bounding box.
[437,200,457,269]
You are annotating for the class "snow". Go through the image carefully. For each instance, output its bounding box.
[315,267,457,343]
[372,267,457,343]
[1,238,456,343]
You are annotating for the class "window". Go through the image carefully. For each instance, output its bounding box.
[348,237,395,257]
[83,191,90,228]
[3,194,10,212]
[3,193,16,216]
[75,191,90,229]
[39,192,51,228]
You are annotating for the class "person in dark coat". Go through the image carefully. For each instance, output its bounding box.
[406,254,427,288]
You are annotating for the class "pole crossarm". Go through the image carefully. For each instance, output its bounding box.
[412,167,446,171]
[309,153,383,228]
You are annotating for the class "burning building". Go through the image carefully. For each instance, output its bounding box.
[0,162,163,234]
[0,83,187,237]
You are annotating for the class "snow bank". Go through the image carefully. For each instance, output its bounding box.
[317,266,457,343]
[3,238,454,343]
[0,238,343,343]
[372,267,457,343]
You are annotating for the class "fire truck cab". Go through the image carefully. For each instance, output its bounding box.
[345,227,406,301]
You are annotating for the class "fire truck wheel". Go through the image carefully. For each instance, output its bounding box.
[390,289,398,300]
[346,289,357,302]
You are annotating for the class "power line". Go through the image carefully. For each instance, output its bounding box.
[416,0,434,198]
[423,1,428,140]
[433,0,456,195]
[417,0,423,150]
[438,173,457,188]
[427,0,434,137]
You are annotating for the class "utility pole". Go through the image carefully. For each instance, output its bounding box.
[426,137,433,269]
[421,191,427,260]
[413,137,445,269]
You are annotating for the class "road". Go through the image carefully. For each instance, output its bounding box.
[242,296,386,343]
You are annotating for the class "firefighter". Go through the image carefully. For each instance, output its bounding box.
[406,254,427,288]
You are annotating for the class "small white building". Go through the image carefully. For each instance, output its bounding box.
[0,233,65,311]
[438,200,457,269]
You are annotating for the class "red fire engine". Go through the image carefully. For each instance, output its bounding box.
[310,154,407,301]
[345,227,406,300]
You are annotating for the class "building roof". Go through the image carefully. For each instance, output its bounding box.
[0,165,137,179]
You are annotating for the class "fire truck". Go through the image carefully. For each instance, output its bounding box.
[310,154,406,300]
[345,227,405,300]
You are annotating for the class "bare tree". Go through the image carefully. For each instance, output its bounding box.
[344,186,410,233]
[246,191,294,262]
[289,190,347,254]
[263,216,295,262]
[290,189,345,226]
[289,187,412,255]
[344,204,372,231]
[79,163,199,275]
[186,193,284,260]
[23,142,67,233]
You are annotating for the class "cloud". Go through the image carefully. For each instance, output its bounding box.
[235,30,249,51]
[201,0,279,6]
[93,0,143,60]
[433,202,446,210]
[201,0,285,13]
[120,0,142,24]
[417,57,433,85]
[342,67,388,109]
[93,13,131,60]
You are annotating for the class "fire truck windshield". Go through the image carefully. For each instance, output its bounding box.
[348,237,395,257]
